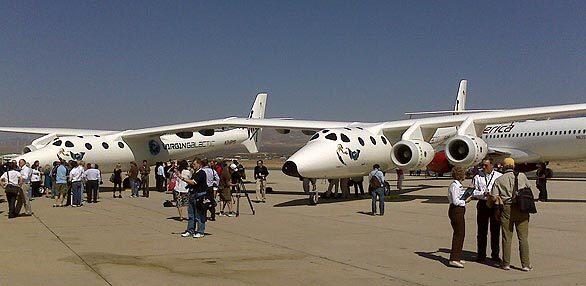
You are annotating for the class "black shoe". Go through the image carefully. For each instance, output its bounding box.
[490,256,502,263]
[476,257,487,263]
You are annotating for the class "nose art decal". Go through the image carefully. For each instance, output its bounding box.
[336,144,361,165]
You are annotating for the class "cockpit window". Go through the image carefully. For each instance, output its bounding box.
[343,127,351,131]
[65,141,74,147]
[340,133,350,142]
[309,133,320,141]
[322,129,330,134]
[325,133,337,141]
[53,140,62,146]
[85,143,93,150]
[381,136,388,145]
[358,137,365,146]
[370,136,377,145]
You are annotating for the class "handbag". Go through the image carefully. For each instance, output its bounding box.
[513,171,537,214]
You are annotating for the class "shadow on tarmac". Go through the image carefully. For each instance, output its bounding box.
[415,248,501,268]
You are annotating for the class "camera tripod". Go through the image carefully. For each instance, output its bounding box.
[234,180,255,216]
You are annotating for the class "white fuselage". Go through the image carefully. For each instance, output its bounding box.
[284,117,586,179]
[14,128,249,171]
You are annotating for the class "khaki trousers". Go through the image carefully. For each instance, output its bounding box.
[16,183,32,215]
[501,204,530,267]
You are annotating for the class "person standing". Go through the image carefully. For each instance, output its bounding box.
[472,159,503,263]
[253,160,269,203]
[325,179,339,198]
[302,177,316,194]
[53,160,69,207]
[174,160,191,221]
[112,163,123,198]
[491,158,533,271]
[43,164,53,198]
[140,160,150,198]
[202,159,219,221]
[219,162,235,217]
[179,159,208,238]
[128,162,139,198]
[447,166,472,268]
[351,176,365,197]
[69,161,85,207]
[155,162,164,192]
[17,159,33,215]
[396,168,404,192]
[340,178,351,199]
[84,163,101,203]
[30,161,42,198]
[536,163,552,202]
[369,164,385,216]
[1,162,24,218]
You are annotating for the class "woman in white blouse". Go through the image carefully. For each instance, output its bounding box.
[447,166,472,268]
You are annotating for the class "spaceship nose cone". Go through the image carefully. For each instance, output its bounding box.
[282,161,301,178]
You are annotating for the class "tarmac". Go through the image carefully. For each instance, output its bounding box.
[1,171,586,286]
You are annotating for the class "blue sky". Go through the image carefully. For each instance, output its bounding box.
[1,1,585,130]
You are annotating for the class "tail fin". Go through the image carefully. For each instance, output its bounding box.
[242,92,268,153]
[454,79,467,112]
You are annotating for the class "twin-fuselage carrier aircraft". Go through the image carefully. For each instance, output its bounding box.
[2,91,586,184]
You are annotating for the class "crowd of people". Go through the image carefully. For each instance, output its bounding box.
[447,157,539,271]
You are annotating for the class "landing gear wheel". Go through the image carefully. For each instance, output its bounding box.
[309,192,319,205]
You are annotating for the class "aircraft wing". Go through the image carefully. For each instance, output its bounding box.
[488,147,541,163]
[382,103,586,142]
[120,118,354,139]
[0,127,117,136]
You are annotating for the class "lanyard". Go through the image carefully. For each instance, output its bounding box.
[484,172,494,190]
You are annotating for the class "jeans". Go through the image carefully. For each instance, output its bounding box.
[186,192,207,235]
[371,187,385,215]
[71,181,83,206]
[130,179,140,197]
[86,180,99,203]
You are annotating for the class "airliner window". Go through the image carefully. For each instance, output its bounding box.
[65,141,74,147]
[85,143,92,150]
[573,130,577,134]
[325,133,337,141]
[322,130,330,134]
[358,137,365,146]
[94,135,101,137]
[340,133,350,142]
[118,142,125,148]
[309,133,319,141]
[344,128,351,131]
[77,136,84,138]
[381,136,388,145]
[102,142,109,149]
[370,136,376,145]
[356,127,364,130]
[53,140,62,146]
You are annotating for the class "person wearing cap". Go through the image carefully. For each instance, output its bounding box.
[491,157,533,271]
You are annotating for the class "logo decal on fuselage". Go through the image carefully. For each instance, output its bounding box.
[57,149,86,161]
[483,123,515,134]
[163,141,213,151]
[149,140,161,156]
[336,144,361,165]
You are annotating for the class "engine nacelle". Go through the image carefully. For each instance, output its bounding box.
[22,145,38,154]
[391,140,435,170]
[445,135,488,167]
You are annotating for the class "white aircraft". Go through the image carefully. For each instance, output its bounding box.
[409,80,586,174]
[0,93,267,170]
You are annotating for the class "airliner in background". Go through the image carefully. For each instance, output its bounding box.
[0,93,267,171]
[413,80,586,174]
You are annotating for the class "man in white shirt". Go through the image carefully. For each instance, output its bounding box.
[1,162,23,218]
[156,162,165,192]
[17,159,33,215]
[472,158,503,263]
[84,163,101,203]
[201,159,219,221]
[69,161,85,207]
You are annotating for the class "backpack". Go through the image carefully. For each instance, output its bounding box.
[513,171,537,214]
[369,172,382,189]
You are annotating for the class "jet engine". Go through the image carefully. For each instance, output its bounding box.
[445,135,488,167]
[391,140,435,170]
[22,145,38,154]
